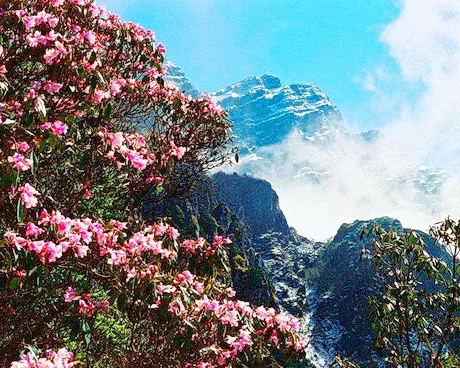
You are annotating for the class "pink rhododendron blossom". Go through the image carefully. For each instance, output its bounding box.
[10,348,76,368]
[110,79,125,95]
[16,141,31,152]
[226,287,236,297]
[8,153,32,171]
[82,30,97,45]
[169,141,185,160]
[19,184,40,208]
[92,89,110,103]
[44,81,63,93]
[44,48,60,64]
[51,120,68,135]
[50,0,65,7]
[64,287,77,302]
[26,222,43,237]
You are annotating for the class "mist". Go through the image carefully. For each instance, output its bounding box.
[221,0,460,240]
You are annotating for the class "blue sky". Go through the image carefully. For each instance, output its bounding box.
[98,0,460,238]
[99,0,404,130]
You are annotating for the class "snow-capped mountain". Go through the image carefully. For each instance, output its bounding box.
[166,63,345,151]
[210,74,345,151]
[164,61,200,98]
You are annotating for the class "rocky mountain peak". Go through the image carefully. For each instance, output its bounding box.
[210,74,345,149]
[164,61,199,98]
[211,74,282,100]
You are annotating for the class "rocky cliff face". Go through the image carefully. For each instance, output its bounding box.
[147,172,321,318]
[212,172,321,317]
[304,217,450,367]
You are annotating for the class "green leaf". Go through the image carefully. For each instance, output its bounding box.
[24,114,34,127]
[82,321,90,333]
[104,102,112,119]
[16,199,24,223]
[84,331,91,345]
[9,277,20,291]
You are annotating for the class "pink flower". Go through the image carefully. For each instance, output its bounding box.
[193,282,205,293]
[226,288,236,298]
[270,331,280,347]
[108,249,127,265]
[26,31,41,47]
[19,183,40,209]
[40,122,52,131]
[110,79,125,96]
[44,48,60,64]
[176,270,194,284]
[275,313,292,332]
[64,287,77,302]
[45,241,63,262]
[17,141,31,152]
[212,235,232,248]
[126,267,137,280]
[51,120,68,135]
[29,240,45,253]
[26,223,43,237]
[255,306,275,320]
[156,282,165,295]
[23,17,37,30]
[82,30,97,45]
[0,65,7,74]
[168,226,180,239]
[127,151,148,170]
[79,299,95,313]
[48,17,59,28]
[11,348,76,367]
[50,0,65,6]
[221,309,239,327]
[75,244,89,258]
[169,141,185,160]
[44,80,63,93]
[92,89,110,103]
[54,41,68,55]
[156,43,166,54]
[8,153,32,171]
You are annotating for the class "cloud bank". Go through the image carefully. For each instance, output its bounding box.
[224,0,460,240]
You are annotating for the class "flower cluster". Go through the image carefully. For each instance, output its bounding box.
[10,348,76,368]
[1,0,233,219]
[192,297,308,365]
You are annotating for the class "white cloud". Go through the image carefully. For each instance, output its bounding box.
[224,0,460,240]
[360,73,377,92]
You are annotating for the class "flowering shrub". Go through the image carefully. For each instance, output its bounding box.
[0,0,306,366]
